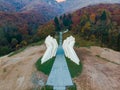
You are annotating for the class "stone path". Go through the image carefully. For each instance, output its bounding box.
[46,46,73,90]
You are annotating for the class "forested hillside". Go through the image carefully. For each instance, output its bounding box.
[71,4,120,50]
[0,0,63,56]
[0,3,120,56]
[37,4,120,51]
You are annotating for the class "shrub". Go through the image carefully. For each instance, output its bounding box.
[0,46,11,56]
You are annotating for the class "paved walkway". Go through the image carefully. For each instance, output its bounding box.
[46,46,73,90]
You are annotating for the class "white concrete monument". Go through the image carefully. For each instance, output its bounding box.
[63,36,80,65]
[41,35,58,64]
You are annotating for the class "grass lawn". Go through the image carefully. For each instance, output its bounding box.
[35,57,55,75]
[8,47,26,57]
[63,31,100,48]
[66,57,83,78]
[41,85,53,90]
[67,83,77,90]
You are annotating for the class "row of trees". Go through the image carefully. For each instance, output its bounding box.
[54,14,72,32]
[52,9,120,51]
[0,24,40,56]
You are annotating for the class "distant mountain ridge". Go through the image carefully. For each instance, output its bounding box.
[0,0,120,34]
[0,0,63,35]
[0,0,63,12]
[60,0,120,12]
[0,0,120,13]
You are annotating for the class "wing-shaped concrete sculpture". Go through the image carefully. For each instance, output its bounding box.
[63,36,80,65]
[41,35,58,64]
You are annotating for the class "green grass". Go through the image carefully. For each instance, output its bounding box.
[66,57,83,78]
[35,56,83,78]
[40,84,77,90]
[96,55,101,58]
[29,40,44,46]
[3,68,7,73]
[67,83,77,90]
[75,39,98,48]
[96,55,120,65]
[35,56,82,90]
[63,31,100,48]
[41,85,53,90]
[8,47,26,57]
[35,57,55,75]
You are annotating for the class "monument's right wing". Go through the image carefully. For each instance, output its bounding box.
[63,36,80,65]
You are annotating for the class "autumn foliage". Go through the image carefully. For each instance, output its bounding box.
[0,3,120,56]
[70,4,120,50]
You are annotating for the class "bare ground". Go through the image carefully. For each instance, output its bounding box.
[0,45,120,90]
[0,45,47,90]
[74,47,120,90]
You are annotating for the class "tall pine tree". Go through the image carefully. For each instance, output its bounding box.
[54,17,60,32]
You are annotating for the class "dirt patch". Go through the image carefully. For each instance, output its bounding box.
[89,46,120,64]
[0,45,47,90]
[0,45,120,90]
[74,47,120,90]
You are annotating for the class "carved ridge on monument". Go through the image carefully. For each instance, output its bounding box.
[41,35,58,64]
[63,36,80,65]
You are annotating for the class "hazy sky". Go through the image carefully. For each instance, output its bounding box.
[56,0,66,2]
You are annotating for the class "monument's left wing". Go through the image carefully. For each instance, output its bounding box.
[41,35,58,64]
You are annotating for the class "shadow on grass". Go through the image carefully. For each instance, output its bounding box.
[35,57,55,75]
[66,57,83,78]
